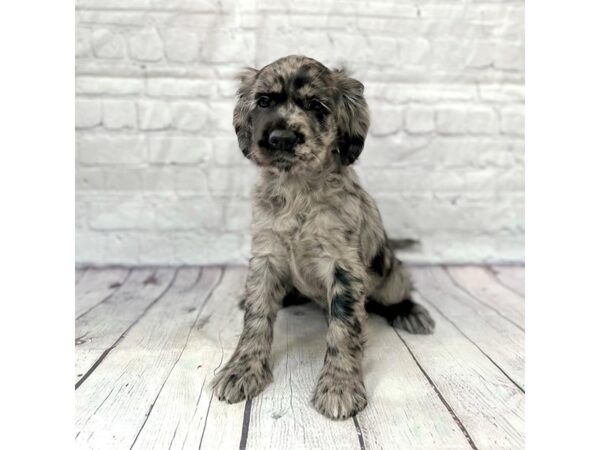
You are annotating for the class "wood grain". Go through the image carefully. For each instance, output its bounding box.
[246,302,362,450]
[76,268,87,284]
[446,266,525,330]
[131,266,249,450]
[399,277,525,449]
[74,265,526,450]
[75,268,130,319]
[75,268,176,385]
[76,268,222,450]
[490,265,525,297]
[412,267,525,390]
[358,313,472,449]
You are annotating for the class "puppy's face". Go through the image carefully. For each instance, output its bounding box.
[233,55,370,173]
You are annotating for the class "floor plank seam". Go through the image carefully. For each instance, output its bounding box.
[239,399,253,450]
[75,266,525,449]
[198,391,215,450]
[131,267,224,449]
[485,266,525,298]
[75,269,178,390]
[443,266,525,332]
[196,326,226,449]
[285,317,298,426]
[417,289,525,394]
[180,376,207,448]
[394,329,479,450]
[129,368,174,450]
[75,268,133,321]
[76,268,88,285]
[352,416,367,450]
[76,385,118,440]
[167,422,179,450]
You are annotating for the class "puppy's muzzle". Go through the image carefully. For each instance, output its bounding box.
[268,129,299,153]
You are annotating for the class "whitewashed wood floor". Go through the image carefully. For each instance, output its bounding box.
[75,265,525,450]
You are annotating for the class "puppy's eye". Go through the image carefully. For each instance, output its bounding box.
[308,99,325,112]
[257,96,271,108]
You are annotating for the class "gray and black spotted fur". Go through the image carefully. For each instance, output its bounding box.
[212,55,435,420]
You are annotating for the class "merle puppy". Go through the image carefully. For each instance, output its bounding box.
[212,55,435,420]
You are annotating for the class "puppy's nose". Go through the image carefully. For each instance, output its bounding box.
[268,129,298,152]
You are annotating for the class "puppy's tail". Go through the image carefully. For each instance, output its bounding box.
[388,238,420,250]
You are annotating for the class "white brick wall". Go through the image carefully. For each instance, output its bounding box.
[75,0,525,266]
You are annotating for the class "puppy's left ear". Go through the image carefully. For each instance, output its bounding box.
[233,67,258,159]
[332,69,370,165]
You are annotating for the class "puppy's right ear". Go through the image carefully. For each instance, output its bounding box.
[233,67,258,159]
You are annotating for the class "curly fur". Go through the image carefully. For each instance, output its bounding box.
[213,55,435,420]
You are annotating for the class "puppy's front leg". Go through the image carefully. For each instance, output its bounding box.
[313,266,368,420]
[213,255,288,403]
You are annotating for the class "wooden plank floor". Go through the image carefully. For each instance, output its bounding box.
[75,265,525,450]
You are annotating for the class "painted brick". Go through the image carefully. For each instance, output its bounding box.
[103,167,145,191]
[369,106,404,136]
[172,233,245,265]
[129,28,164,62]
[76,99,102,128]
[501,106,525,136]
[221,198,252,232]
[148,136,212,165]
[138,100,172,130]
[146,79,214,98]
[75,1,524,266]
[102,99,137,129]
[436,106,499,135]
[92,29,126,59]
[89,196,155,230]
[201,31,254,64]
[142,167,208,193]
[77,0,150,7]
[153,196,223,231]
[495,43,525,71]
[212,137,245,166]
[399,38,431,67]
[171,102,209,131]
[208,101,235,132]
[76,230,140,265]
[163,28,199,63]
[405,106,436,134]
[479,84,525,103]
[76,77,144,95]
[77,135,146,165]
[206,167,257,198]
[76,28,92,58]
[76,168,105,190]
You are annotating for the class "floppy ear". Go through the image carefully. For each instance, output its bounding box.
[232,67,258,159]
[332,69,370,165]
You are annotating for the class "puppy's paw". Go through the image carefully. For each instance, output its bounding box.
[312,376,367,420]
[393,300,435,335]
[212,362,272,404]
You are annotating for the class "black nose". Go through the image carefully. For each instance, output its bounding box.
[268,129,298,152]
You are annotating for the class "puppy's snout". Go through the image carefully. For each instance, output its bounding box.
[268,129,298,152]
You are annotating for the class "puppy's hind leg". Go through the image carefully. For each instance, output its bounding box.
[367,258,435,335]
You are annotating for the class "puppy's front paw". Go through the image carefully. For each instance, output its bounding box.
[212,362,272,404]
[393,301,435,335]
[312,376,367,420]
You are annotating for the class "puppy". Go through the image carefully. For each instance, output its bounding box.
[212,55,435,420]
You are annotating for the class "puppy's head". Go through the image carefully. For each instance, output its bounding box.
[233,55,369,172]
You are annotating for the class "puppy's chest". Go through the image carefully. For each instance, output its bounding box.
[256,186,362,300]
[267,202,312,245]
[268,196,344,249]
